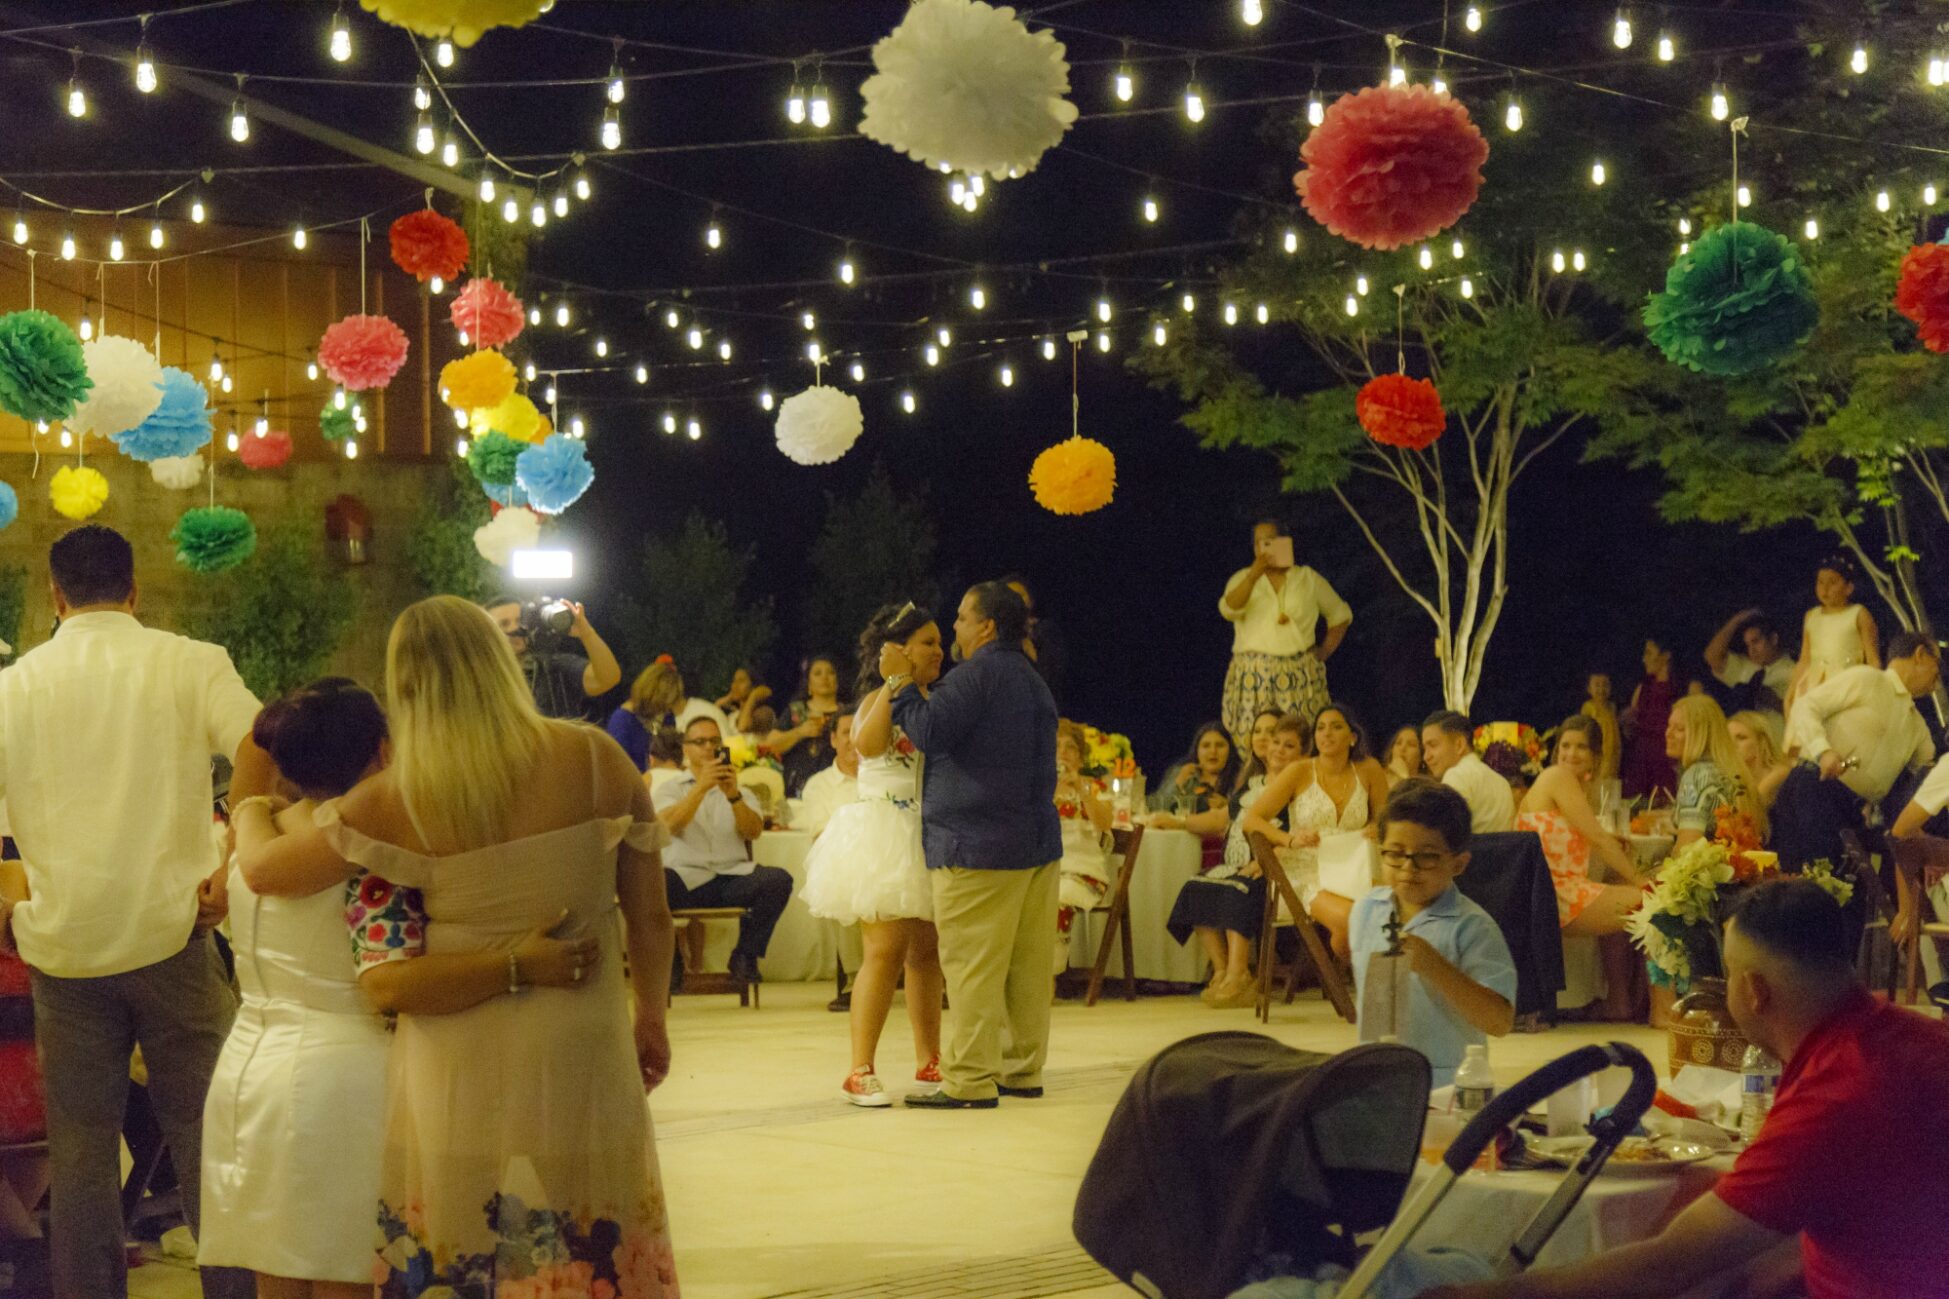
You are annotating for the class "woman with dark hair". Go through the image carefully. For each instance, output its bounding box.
[1621,635,1681,800]
[714,664,772,734]
[800,603,947,1107]
[773,655,847,797]
[1384,725,1425,788]
[1146,722,1240,868]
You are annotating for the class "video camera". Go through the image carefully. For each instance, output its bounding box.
[514,596,576,650]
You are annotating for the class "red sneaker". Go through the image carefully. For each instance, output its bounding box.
[914,1055,942,1092]
[841,1067,891,1108]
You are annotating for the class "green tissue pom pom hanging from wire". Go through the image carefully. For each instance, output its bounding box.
[467,430,524,486]
[171,506,257,575]
[0,309,93,424]
[1643,220,1818,377]
[319,401,357,442]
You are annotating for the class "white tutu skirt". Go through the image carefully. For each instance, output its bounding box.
[800,798,932,924]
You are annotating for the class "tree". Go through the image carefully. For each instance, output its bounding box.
[182,524,359,700]
[615,512,776,697]
[406,458,495,602]
[803,463,939,659]
[0,564,25,665]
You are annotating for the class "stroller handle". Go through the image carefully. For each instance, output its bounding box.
[1443,1041,1657,1175]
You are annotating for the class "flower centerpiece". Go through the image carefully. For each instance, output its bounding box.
[1079,724,1141,831]
[1472,721,1546,781]
[723,734,781,775]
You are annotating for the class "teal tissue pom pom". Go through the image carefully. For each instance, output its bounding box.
[1643,221,1817,377]
[114,367,212,462]
[514,433,593,515]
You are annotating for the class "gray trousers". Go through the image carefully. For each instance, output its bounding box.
[29,933,251,1299]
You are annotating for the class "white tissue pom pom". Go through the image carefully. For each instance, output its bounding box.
[149,453,204,490]
[72,336,165,439]
[775,385,864,466]
[859,0,1078,180]
[473,505,539,567]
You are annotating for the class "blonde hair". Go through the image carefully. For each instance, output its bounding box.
[1671,695,1767,837]
[626,661,685,720]
[1729,709,1785,773]
[386,596,550,853]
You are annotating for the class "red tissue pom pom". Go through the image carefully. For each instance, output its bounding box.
[318,314,409,392]
[238,429,292,470]
[1896,243,1949,354]
[389,209,470,283]
[450,277,525,349]
[1294,84,1489,252]
[1357,373,1447,449]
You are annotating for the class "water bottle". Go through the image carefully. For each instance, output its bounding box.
[1454,1044,1496,1122]
[1738,1043,1781,1141]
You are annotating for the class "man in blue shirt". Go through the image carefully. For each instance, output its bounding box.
[882,582,1061,1108]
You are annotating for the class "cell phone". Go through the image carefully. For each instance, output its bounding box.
[1262,535,1295,569]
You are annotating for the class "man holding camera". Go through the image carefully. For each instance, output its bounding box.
[484,595,622,721]
[652,716,794,984]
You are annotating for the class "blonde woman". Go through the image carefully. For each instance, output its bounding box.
[607,659,730,773]
[235,597,679,1298]
[1727,709,1793,810]
[1667,694,1768,848]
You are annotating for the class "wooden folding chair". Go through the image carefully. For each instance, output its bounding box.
[1247,831,1355,1024]
[1084,825,1147,1006]
[1891,834,1949,1004]
[669,907,760,1008]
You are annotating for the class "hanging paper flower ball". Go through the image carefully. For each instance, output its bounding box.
[318,314,409,392]
[467,429,524,486]
[775,385,865,465]
[469,390,543,444]
[0,483,16,532]
[474,504,540,566]
[238,429,293,470]
[171,506,257,575]
[50,465,109,521]
[1029,435,1117,515]
[1895,243,1949,354]
[440,349,516,411]
[114,368,211,462]
[1293,85,1489,252]
[71,335,165,439]
[1356,373,1447,449]
[388,209,470,283]
[358,0,547,46]
[859,0,1078,180]
[515,434,595,515]
[319,401,357,443]
[0,309,92,425]
[450,277,524,349]
[1643,221,1818,377]
[150,454,205,490]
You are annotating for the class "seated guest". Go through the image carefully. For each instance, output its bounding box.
[653,716,794,984]
[714,664,771,733]
[1429,878,1949,1299]
[1727,709,1793,809]
[1054,720,1115,972]
[609,659,730,771]
[1234,708,1287,799]
[774,656,847,797]
[1421,711,1515,833]
[645,726,685,794]
[1146,722,1240,867]
[1383,724,1425,788]
[1668,694,1769,847]
[1347,779,1515,1087]
[796,708,860,835]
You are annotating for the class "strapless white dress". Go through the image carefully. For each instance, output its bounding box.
[801,725,931,924]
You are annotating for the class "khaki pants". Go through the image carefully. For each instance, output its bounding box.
[932,862,1060,1101]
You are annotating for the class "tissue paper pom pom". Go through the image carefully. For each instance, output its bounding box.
[1895,243,1949,354]
[515,434,595,515]
[1643,221,1818,377]
[0,483,16,531]
[114,368,212,462]
[171,506,257,575]
[357,0,545,45]
[469,391,543,444]
[0,309,92,425]
[388,209,469,283]
[238,429,292,470]
[474,504,539,566]
[467,429,524,486]
[50,465,109,520]
[1293,85,1488,252]
[775,385,864,465]
[440,349,516,411]
[1029,435,1116,515]
[1356,374,1447,449]
[71,336,164,438]
[150,454,205,490]
[319,402,356,443]
[450,278,524,349]
[859,0,1077,180]
[318,314,409,391]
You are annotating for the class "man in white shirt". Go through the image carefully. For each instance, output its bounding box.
[1706,607,1797,704]
[0,526,265,1299]
[1420,711,1515,834]
[797,708,860,835]
[1217,520,1352,750]
[653,716,793,983]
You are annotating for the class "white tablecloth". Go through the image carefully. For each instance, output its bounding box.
[684,831,864,984]
[1065,828,1207,984]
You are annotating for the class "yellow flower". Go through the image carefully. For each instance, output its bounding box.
[439,349,516,411]
[470,391,543,444]
[1029,436,1116,515]
[50,465,109,520]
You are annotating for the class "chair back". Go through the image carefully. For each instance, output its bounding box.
[1892,833,1949,888]
[1110,824,1145,880]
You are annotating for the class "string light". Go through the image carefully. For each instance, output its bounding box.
[1142,194,1160,223]
[1804,217,1820,239]
[1181,293,1196,313]
[1504,94,1523,132]
[1933,57,1947,88]
[191,193,208,223]
[686,326,704,350]
[210,353,225,383]
[524,361,537,381]
[925,344,941,366]
[1284,228,1300,254]
[230,94,250,143]
[9,214,25,245]
[687,417,702,441]
[1223,301,1239,325]
[1611,9,1633,49]
[1572,249,1587,271]
[1418,246,1434,269]
[1388,63,1408,88]
[601,106,621,150]
[1851,43,1869,75]
[60,429,71,449]
[1591,160,1607,185]
[1307,90,1324,127]
[594,337,609,357]
[414,113,436,155]
[1095,331,1112,352]
[705,219,723,249]
[307,361,319,380]
[936,326,952,346]
[1656,30,1675,62]
[78,310,93,341]
[607,57,626,105]
[970,283,988,310]
[570,415,586,438]
[66,65,87,119]
[1678,217,1692,235]
[574,169,592,201]
[1345,294,1359,316]
[456,437,469,457]
[1876,189,1891,212]
[759,388,774,411]
[292,224,307,249]
[434,38,454,68]
[1551,248,1566,272]
[809,79,832,129]
[786,75,807,124]
[635,362,649,384]
[1452,238,1465,258]
[1183,73,1206,124]
[849,360,866,382]
[1460,276,1474,298]
[807,341,825,363]
[838,255,856,284]
[1153,322,1168,345]
[226,429,240,452]
[1255,302,1270,324]
[502,194,520,222]
[718,338,733,361]
[1927,183,1939,205]
[135,41,158,93]
[1355,274,1370,296]
[108,230,124,261]
[803,311,818,331]
[663,412,679,433]
[999,362,1014,386]
[665,308,682,329]
[1737,183,1752,207]
[1709,82,1729,121]
[1114,61,1135,103]
[1432,74,1447,95]
[532,198,549,227]
[544,383,558,405]
[345,438,358,459]
[1096,296,1113,323]
[441,133,460,169]
[1240,0,1264,26]
[1042,336,1058,360]
[549,190,567,218]
[1465,4,1482,33]
[555,302,571,327]
[329,5,352,62]
[901,390,917,413]
[457,328,471,346]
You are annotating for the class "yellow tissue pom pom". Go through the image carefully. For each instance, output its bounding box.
[1028,435,1116,515]
[50,465,109,520]
[440,350,516,413]
[358,0,547,46]
[469,391,543,444]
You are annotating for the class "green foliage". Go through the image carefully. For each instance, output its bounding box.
[406,458,494,603]
[0,564,26,664]
[804,463,939,657]
[616,512,776,698]
[181,525,358,701]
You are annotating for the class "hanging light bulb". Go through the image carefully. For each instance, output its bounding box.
[530,199,547,227]
[600,106,621,150]
[457,328,471,346]
[1927,183,1940,205]
[1096,296,1113,323]
[108,231,125,262]
[434,38,454,68]
[787,78,807,124]
[970,284,988,310]
[230,96,250,142]
[554,302,571,327]
[1181,293,1197,313]
[456,436,469,457]
[333,388,347,409]
[1142,194,1160,223]
[1656,30,1675,62]
[1460,277,1474,298]
[839,256,856,285]
[999,363,1014,387]
[1737,183,1752,207]
[255,412,269,436]
[1283,228,1300,254]
[718,338,733,361]
[850,360,866,382]
[1572,249,1587,271]
[431,275,449,295]
[937,326,952,346]
[1851,43,1869,75]
[210,354,225,383]
[1241,0,1264,25]
[329,6,353,61]
[1307,91,1324,127]
[1710,83,1729,120]
[663,412,678,433]
[1431,74,1448,95]
[1388,63,1408,87]
[809,81,832,129]
[901,390,917,413]
[441,134,460,168]
[1418,246,1434,269]
[705,220,722,249]
[1345,294,1359,316]
[594,337,608,358]
[1551,248,1567,273]
[78,311,94,342]
[1464,4,1482,32]
[633,362,649,384]
[59,429,71,449]
[500,194,521,225]
[226,429,240,453]
[1114,63,1135,103]
[1933,58,1947,88]
[1183,77,1206,123]
[1504,95,1523,131]
[1451,238,1465,259]
[10,214,25,245]
[345,437,359,459]
[949,177,967,207]
[543,383,558,405]
[1255,302,1270,324]
[191,193,207,223]
[758,388,774,410]
[570,415,586,439]
[135,44,158,93]
[414,113,436,155]
[1096,331,1112,353]
[413,76,431,112]
[1591,160,1607,186]
[807,341,825,364]
[686,326,704,350]
[66,74,87,119]
[573,169,592,202]
[1153,322,1168,345]
[1043,336,1059,359]
[1223,302,1239,326]
[523,361,537,381]
[607,59,625,104]
[148,219,164,250]
[1678,217,1693,235]
[799,311,818,332]
[307,360,319,380]
[1355,274,1370,296]
[549,190,567,218]
[925,344,941,366]
[686,417,702,441]
[291,224,307,249]
[1611,9,1633,49]
[1804,217,1820,239]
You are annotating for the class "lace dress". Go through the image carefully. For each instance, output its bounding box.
[800,723,930,925]
[1285,770,1370,908]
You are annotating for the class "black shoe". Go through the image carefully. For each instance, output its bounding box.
[827,992,852,1012]
[728,952,763,985]
[1929,980,1949,1010]
[903,1091,998,1110]
[998,1085,1044,1099]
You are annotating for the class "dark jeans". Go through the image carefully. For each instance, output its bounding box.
[664,865,794,960]
[1770,765,1868,871]
[29,934,252,1299]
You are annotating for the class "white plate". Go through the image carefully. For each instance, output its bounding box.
[1529,1135,1719,1177]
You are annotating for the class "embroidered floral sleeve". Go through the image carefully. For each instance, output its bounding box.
[345,869,428,972]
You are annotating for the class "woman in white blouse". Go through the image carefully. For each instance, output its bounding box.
[1218,520,1353,751]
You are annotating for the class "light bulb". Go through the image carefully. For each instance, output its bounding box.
[937,326,952,346]
[999,364,1014,386]
[523,362,536,381]
[1153,322,1168,345]
[441,135,460,168]
[635,363,649,384]
[255,415,268,436]
[1612,10,1632,49]
[901,390,916,413]
[1851,44,1869,75]
[925,344,940,366]
[839,258,856,284]
[607,66,625,104]
[330,13,352,62]
[970,284,987,310]
[787,85,806,124]
[530,200,547,227]
[949,178,967,206]
[66,80,86,118]
[1804,217,1820,239]
[230,99,249,142]
[1551,248,1566,272]
[503,195,520,222]
[108,233,125,261]
[594,337,608,357]
[1184,82,1206,123]
[1389,65,1407,87]
[60,430,71,449]
[1464,4,1482,32]
[1678,217,1692,235]
[413,77,431,111]
[1432,76,1448,95]
[78,314,93,341]
[1255,302,1270,324]
[543,383,557,405]
[1933,58,1946,88]
[1114,66,1135,102]
[226,430,240,452]
[307,361,319,380]
[1282,229,1300,255]
[136,49,158,93]
[554,302,571,326]
[1418,246,1434,269]
[1452,238,1465,258]
[456,436,468,457]
[1307,93,1324,127]
[686,418,701,441]
[1096,297,1113,322]
[1927,183,1940,205]
[1737,183,1752,207]
[571,170,591,202]
[759,388,774,410]
[809,87,831,129]
[9,216,24,245]
[1356,274,1370,295]
[1591,160,1607,186]
[1657,31,1675,62]
[149,221,164,249]
[790,311,811,332]
[292,225,307,249]
[451,407,469,429]
[1504,98,1523,131]
[970,174,986,198]
[807,341,824,363]
[60,232,76,260]
[1043,337,1058,359]
[1572,249,1587,271]
[1096,331,1112,353]
[570,415,586,438]
[849,361,866,382]
[1241,0,1263,26]
[210,357,225,383]
[705,221,722,249]
[434,39,454,68]
[551,191,568,218]
[662,412,678,433]
[414,115,436,155]
[1182,293,1196,313]
[430,275,445,295]
[1345,294,1359,316]
[1223,302,1238,326]
[686,327,704,350]
[333,388,347,409]
[961,191,978,214]
[191,196,207,223]
[345,438,358,459]
[1460,277,1474,298]
[1142,195,1159,223]
[601,107,621,150]
[1710,84,1729,121]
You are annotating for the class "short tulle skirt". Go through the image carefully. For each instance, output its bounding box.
[800,798,932,924]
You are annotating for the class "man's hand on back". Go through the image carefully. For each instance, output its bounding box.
[193,865,228,933]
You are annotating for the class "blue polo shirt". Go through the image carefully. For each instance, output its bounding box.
[1349,883,1517,1088]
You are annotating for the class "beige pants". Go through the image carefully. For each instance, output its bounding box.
[932,862,1060,1101]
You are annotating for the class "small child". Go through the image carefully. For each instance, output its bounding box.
[1580,671,1621,785]
[1787,555,1879,709]
[1344,778,1517,1087]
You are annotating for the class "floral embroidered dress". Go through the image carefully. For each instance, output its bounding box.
[1513,808,1609,928]
[800,723,930,925]
[1054,778,1113,970]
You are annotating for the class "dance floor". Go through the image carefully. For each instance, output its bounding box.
[131,984,1666,1299]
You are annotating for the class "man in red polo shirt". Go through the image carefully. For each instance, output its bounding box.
[1432,877,1949,1299]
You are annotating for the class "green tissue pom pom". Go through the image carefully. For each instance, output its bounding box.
[0,309,93,424]
[319,402,356,442]
[467,430,524,486]
[171,506,257,575]
[1643,221,1818,377]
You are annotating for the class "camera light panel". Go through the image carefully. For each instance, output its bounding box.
[510,549,574,581]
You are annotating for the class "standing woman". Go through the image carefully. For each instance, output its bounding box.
[774,655,847,797]
[606,659,686,772]
[800,604,947,1108]
[1217,519,1353,752]
[1621,636,1681,801]
[235,597,679,1298]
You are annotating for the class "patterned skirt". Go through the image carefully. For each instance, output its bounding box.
[1222,650,1328,749]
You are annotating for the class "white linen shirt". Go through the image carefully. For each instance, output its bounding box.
[1217,565,1352,657]
[1907,752,1949,818]
[1785,665,1935,802]
[652,771,756,890]
[0,612,259,978]
[1714,650,1798,698]
[1441,752,1516,835]
[797,763,859,836]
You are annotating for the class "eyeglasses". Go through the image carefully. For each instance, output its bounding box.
[1380,848,1450,874]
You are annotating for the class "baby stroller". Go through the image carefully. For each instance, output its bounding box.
[1074,1032,1657,1299]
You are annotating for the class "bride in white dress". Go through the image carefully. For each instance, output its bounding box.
[800,602,947,1108]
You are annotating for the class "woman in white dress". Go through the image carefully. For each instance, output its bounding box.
[800,602,947,1108]
[1054,720,1115,974]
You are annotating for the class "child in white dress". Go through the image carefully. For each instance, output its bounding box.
[1786,556,1880,710]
